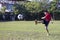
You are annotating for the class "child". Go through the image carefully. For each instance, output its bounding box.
[35,11,51,36]
[41,11,51,36]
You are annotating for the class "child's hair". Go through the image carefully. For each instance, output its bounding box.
[44,10,48,12]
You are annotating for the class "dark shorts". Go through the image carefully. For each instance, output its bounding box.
[42,19,49,26]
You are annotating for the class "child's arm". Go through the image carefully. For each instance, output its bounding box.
[41,16,46,19]
[51,17,54,24]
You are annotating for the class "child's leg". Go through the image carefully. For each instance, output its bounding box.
[35,19,44,24]
[45,21,50,35]
[35,19,38,25]
[45,26,50,35]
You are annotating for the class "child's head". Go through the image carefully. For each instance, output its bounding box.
[44,10,48,15]
[44,12,47,15]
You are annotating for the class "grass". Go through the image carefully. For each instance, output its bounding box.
[0,21,60,40]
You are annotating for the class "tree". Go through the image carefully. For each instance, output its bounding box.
[24,2,42,13]
[48,0,60,20]
[0,6,6,14]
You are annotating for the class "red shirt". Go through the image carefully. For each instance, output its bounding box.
[45,12,51,21]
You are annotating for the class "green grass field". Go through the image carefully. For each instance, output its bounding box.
[0,21,60,40]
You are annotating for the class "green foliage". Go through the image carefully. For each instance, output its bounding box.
[13,3,27,14]
[13,4,20,14]
[48,0,60,13]
[48,2,56,12]
[13,2,42,14]
[13,0,59,14]
[13,6,19,14]
[24,2,41,13]
[0,6,6,14]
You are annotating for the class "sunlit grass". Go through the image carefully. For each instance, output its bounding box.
[0,21,60,40]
